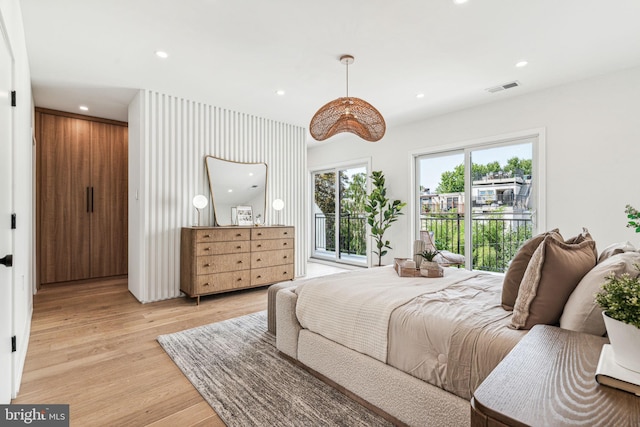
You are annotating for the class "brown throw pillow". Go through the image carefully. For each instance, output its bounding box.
[564,227,597,259]
[510,236,597,330]
[501,229,561,310]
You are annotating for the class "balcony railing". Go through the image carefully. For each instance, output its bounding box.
[314,213,366,256]
[422,212,533,272]
[314,211,533,272]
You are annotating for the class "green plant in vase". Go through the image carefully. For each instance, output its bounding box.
[592,204,640,373]
[596,267,640,329]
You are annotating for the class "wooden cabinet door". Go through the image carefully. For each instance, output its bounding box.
[90,122,128,277]
[39,113,91,283]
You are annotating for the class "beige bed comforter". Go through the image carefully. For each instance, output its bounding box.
[388,271,526,399]
[295,266,526,399]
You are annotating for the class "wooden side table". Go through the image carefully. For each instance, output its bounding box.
[471,325,640,426]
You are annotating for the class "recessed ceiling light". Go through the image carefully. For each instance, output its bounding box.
[453,0,469,4]
[516,61,528,68]
[155,50,169,59]
[79,105,89,111]
[416,93,425,99]
[276,90,285,96]
[228,189,233,193]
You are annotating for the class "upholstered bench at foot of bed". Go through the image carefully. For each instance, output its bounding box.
[267,282,298,334]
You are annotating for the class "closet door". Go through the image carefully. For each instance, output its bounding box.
[90,122,128,277]
[39,113,91,283]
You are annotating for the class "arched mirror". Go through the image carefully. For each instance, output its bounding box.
[205,156,268,226]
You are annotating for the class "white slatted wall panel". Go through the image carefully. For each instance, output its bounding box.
[136,90,306,302]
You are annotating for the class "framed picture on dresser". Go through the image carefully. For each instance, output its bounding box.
[236,205,253,226]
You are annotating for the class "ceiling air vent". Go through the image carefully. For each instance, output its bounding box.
[486,81,521,93]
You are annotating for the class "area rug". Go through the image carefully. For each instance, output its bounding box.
[157,311,391,426]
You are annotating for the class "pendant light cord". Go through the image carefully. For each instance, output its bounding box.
[345,60,349,98]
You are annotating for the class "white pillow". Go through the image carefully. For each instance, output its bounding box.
[597,241,636,263]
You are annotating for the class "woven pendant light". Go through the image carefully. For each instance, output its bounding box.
[310,55,385,142]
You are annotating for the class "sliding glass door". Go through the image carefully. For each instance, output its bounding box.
[312,164,368,266]
[416,137,537,272]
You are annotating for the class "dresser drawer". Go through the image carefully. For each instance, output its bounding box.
[252,264,294,286]
[196,228,250,243]
[196,241,250,256]
[252,227,294,240]
[196,270,252,294]
[251,249,294,268]
[251,238,294,252]
[197,253,251,274]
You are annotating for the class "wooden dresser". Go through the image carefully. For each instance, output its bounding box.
[180,226,294,304]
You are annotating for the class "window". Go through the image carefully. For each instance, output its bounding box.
[414,132,544,272]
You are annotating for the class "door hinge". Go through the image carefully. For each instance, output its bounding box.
[11,336,16,352]
[11,91,16,107]
[11,213,16,229]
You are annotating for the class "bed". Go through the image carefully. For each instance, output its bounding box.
[275,266,524,426]
[274,235,640,426]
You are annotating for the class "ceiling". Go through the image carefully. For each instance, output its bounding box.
[20,0,640,143]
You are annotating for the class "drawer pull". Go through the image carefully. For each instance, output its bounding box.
[236,233,242,237]
[204,234,211,238]
[203,282,210,287]
[283,256,288,259]
[257,275,262,279]
[204,247,210,251]
[204,263,211,267]
[283,272,288,275]
[284,232,288,235]
[237,278,243,281]
[236,246,242,249]
[257,258,262,262]
[237,260,243,264]
[283,243,288,246]
[257,232,262,236]
[257,244,262,248]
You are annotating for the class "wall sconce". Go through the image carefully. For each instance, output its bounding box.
[273,199,284,226]
[193,195,208,226]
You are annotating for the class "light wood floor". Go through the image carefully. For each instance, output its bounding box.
[12,277,269,426]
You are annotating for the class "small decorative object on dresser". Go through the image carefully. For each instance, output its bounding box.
[236,205,253,226]
[180,226,294,304]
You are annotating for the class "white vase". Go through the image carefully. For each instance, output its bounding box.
[602,312,640,373]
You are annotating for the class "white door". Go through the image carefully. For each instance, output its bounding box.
[0,19,14,403]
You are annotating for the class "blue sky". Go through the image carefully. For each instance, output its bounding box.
[418,142,532,192]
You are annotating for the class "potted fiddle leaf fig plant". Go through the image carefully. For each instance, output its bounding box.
[365,171,406,267]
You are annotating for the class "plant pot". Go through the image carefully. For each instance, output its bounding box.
[420,261,443,278]
[602,311,640,372]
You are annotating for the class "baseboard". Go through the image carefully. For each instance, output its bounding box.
[12,303,32,399]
